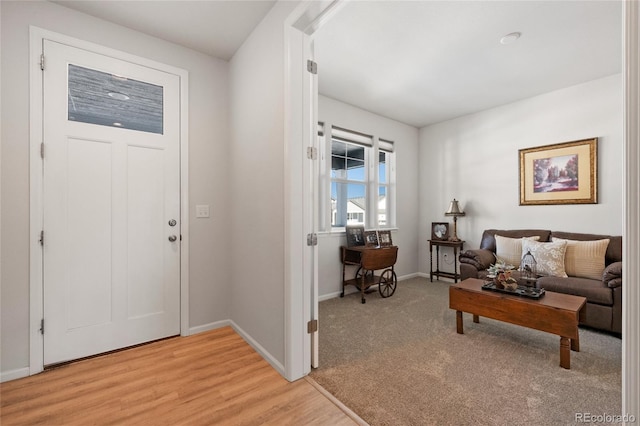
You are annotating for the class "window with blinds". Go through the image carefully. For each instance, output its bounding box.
[319,123,395,230]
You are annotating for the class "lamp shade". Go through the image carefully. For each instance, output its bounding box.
[445,199,465,217]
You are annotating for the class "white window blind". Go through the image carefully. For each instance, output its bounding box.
[331,125,373,147]
[379,138,394,153]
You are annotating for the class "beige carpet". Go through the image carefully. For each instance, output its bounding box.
[310,277,621,426]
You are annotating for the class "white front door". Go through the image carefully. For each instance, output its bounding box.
[42,40,181,365]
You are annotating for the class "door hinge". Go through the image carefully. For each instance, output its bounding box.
[306,60,317,75]
[40,53,45,71]
[40,319,45,335]
[306,146,317,160]
[307,319,318,334]
[306,233,317,246]
[39,230,44,246]
[40,143,44,159]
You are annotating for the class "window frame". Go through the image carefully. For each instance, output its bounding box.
[319,123,396,232]
[375,141,395,228]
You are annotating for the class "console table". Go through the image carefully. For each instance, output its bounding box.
[429,239,464,283]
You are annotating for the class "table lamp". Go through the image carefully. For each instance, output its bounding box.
[445,199,465,242]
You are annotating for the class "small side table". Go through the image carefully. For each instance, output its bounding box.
[429,239,465,283]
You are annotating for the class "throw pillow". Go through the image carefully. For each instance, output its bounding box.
[495,235,541,267]
[551,237,610,280]
[521,239,568,277]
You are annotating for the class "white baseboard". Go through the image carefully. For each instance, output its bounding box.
[1,367,30,383]
[319,272,428,301]
[187,319,232,336]
[416,272,458,282]
[416,272,459,283]
[319,287,359,302]
[397,272,421,281]
[229,320,285,376]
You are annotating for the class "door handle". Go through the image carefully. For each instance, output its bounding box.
[168,235,177,242]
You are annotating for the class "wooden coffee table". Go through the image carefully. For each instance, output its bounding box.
[449,278,587,369]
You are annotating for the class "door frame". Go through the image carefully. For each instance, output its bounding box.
[622,0,640,417]
[285,0,639,414]
[283,0,345,381]
[28,27,190,375]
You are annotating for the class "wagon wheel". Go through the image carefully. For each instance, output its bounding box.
[378,269,397,298]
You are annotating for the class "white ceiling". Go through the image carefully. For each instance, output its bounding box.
[52,0,622,128]
[53,0,277,61]
[315,1,622,127]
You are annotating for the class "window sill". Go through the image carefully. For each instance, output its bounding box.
[318,227,399,238]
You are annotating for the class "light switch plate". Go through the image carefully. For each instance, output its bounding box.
[196,204,210,218]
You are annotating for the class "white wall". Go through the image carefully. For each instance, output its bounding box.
[418,74,623,274]
[228,1,299,371]
[0,0,231,375]
[317,95,420,299]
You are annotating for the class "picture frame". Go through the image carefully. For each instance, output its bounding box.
[431,222,450,241]
[345,224,365,247]
[519,138,597,205]
[378,230,393,247]
[364,230,379,247]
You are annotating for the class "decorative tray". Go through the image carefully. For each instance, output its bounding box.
[481,282,545,299]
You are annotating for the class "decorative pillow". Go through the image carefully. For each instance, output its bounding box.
[495,235,540,267]
[521,239,568,277]
[551,237,610,280]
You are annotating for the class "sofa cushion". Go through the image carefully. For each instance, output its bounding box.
[551,237,609,280]
[480,229,551,252]
[551,231,622,265]
[537,276,613,305]
[495,235,540,266]
[521,239,568,277]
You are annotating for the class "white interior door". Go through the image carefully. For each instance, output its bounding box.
[42,40,181,365]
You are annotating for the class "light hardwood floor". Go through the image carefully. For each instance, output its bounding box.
[0,327,361,425]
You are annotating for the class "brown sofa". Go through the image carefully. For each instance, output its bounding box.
[459,229,622,334]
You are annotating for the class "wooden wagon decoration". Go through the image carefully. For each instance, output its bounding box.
[340,245,398,304]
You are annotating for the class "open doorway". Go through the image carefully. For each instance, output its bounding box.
[286,0,637,420]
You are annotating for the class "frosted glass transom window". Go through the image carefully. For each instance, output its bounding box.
[68,64,163,134]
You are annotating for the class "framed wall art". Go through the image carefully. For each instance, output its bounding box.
[431,222,449,241]
[378,230,393,247]
[519,138,597,205]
